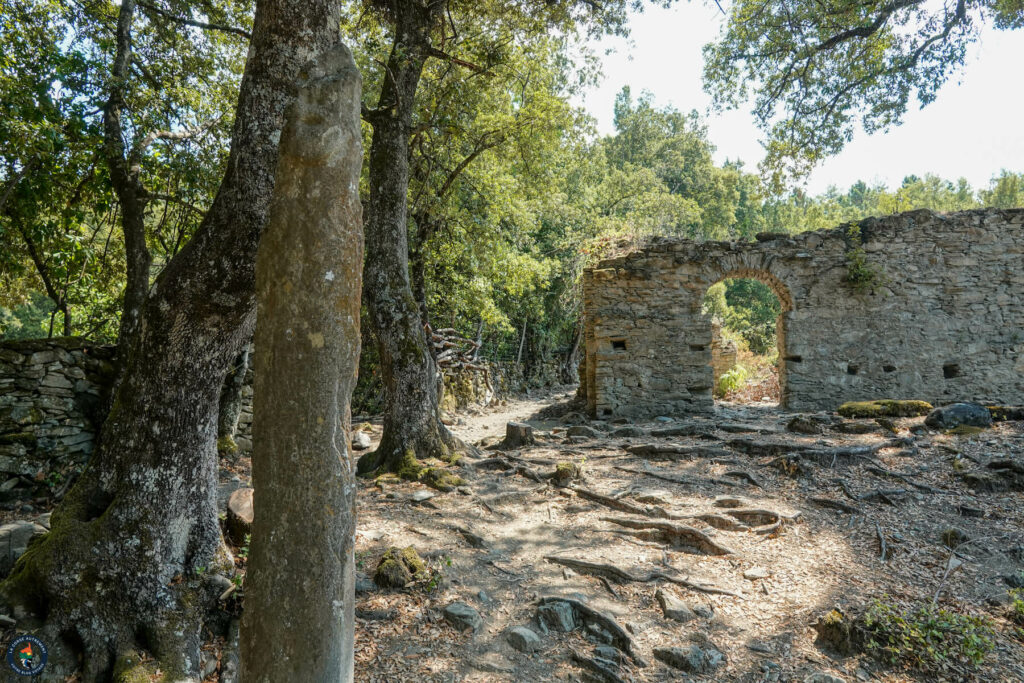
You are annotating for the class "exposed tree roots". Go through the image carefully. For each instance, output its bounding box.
[544,556,742,598]
[600,517,736,555]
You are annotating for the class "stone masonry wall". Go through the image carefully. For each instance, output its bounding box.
[0,338,115,479]
[582,208,1024,417]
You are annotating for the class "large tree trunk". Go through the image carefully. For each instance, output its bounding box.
[357,1,464,477]
[0,1,343,680]
[240,43,362,682]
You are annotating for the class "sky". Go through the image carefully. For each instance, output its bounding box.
[578,4,1024,195]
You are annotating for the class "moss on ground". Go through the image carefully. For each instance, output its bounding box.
[837,400,933,418]
[374,546,427,588]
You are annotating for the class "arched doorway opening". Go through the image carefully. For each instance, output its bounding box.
[701,270,792,406]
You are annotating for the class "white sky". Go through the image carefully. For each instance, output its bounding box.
[578,3,1024,195]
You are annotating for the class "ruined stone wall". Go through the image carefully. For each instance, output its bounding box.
[582,208,1024,417]
[0,338,258,479]
[710,322,738,386]
[0,339,115,478]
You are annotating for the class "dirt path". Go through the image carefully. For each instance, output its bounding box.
[347,393,1024,683]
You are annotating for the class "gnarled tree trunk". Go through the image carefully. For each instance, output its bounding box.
[0,1,343,680]
[240,43,363,682]
[357,0,464,477]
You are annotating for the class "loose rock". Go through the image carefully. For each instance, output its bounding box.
[653,644,726,674]
[656,588,696,623]
[925,402,992,430]
[507,626,541,652]
[444,601,482,631]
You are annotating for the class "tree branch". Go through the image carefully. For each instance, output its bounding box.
[137,0,251,40]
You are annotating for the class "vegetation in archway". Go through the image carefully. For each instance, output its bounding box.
[703,278,783,401]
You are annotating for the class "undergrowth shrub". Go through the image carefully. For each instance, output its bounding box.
[862,598,996,672]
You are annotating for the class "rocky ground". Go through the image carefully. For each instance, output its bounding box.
[342,389,1024,683]
[3,388,1022,682]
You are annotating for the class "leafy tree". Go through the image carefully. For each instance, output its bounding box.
[0,1,346,679]
[352,0,660,477]
[704,0,1024,185]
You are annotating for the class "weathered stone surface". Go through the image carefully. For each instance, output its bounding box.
[0,521,47,577]
[610,425,647,438]
[352,431,372,451]
[537,600,576,632]
[653,644,726,674]
[925,402,993,429]
[566,425,602,438]
[444,602,482,631]
[581,209,1024,417]
[506,626,541,652]
[656,588,696,622]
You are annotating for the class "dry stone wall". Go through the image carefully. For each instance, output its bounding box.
[0,338,114,477]
[582,208,1024,417]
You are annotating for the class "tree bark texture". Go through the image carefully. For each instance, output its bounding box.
[240,42,363,683]
[1,1,343,680]
[358,0,463,477]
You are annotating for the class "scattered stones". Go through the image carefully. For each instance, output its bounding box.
[653,643,725,674]
[0,521,47,577]
[804,673,846,683]
[470,652,515,674]
[744,567,770,580]
[443,602,482,632]
[351,431,372,451]
[656,588,696,623]
[610,425,646,438]
[409,490,436,503]
[925,402,992,430]
[566,425,602,439]
[373,546,426,588]
[225,487,254,545]
[507,626,541,652]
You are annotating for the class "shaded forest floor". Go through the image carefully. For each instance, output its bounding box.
[338,389,1024,682]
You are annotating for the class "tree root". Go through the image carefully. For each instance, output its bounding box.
[625,444,734,460]
[600,517,735,555]
[569,646,630,683]
[544,556,742,598]
[571,486,679,519]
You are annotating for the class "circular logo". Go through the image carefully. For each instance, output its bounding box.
[6,635,47,676]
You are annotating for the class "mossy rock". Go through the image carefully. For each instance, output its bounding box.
[374,546,427,588]
[837,400,933,418]
[987,406,1024,422]
[217,435,239,457]
[420,467,464,492]
[113,651,160,683]
[812,607,865,656]
[945,425,986,436]
[0,432,36,447]
[551,461,583,486]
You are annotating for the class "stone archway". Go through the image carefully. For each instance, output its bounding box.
[581,209,1024,418]
[704,268,794,406]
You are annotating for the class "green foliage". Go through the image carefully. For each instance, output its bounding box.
[715,365,749,397]
[844,224,888,294]
[862,598,996,671]
[704,0,1020,184]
